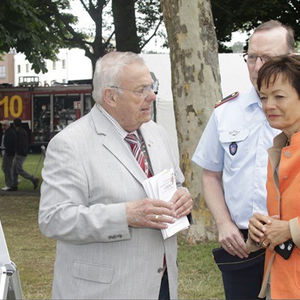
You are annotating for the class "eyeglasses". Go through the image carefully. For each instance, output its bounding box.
[109,84,155,98]
[243,53,272,64]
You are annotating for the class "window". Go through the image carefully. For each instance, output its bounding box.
[0,66,5,78]
[62,59,66,69]
[53,61,56,70]
[26,64,29,73]
[17,65,21,73]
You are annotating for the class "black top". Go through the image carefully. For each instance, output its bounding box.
[15,127,29,156]
[4,125,17,156]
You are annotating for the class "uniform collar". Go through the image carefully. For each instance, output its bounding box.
[240,86,261,109]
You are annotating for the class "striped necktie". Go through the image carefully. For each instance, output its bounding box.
[125,133,151,177]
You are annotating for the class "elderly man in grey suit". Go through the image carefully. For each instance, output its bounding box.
[39,51,193,299]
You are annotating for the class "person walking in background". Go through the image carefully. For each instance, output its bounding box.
[11,118,39,190]
[1,120,17,191]
[192,20,295,299]
[0,122,3,157]
[39,51,193,299]
[248,55,300,299]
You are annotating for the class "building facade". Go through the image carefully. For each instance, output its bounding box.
[0,52,14,85]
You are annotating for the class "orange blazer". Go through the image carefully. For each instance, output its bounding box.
[260,132,300,299]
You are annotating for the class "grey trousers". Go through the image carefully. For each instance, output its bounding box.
[12,154,35,187]
[1,154,14,187]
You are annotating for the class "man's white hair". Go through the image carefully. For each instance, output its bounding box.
[92,51,145,104]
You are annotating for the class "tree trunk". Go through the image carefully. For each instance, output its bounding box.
[161,0,222,242]
[112,0,140,53]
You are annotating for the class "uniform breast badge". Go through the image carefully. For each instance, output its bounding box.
[229,142,238,155]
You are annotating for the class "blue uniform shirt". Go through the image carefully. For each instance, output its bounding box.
[192,87,279,229]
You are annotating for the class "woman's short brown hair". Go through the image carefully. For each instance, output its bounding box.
[257,55,300,98]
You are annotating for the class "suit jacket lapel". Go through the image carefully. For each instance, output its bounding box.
[90,105,147,184]
[268,132,287,215]
[268,132,287,188]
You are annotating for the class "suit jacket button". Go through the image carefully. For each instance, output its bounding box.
[157,267,164,273]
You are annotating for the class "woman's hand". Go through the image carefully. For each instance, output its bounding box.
[248,213,271,244]
[264,218,291,251]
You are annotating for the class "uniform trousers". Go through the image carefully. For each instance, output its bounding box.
[12,154,35,187]
[221,229,265,300]
[1,153,14,187]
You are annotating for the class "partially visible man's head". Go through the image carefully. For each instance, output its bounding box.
[246,20,295,89]
[13,118,22,128]
[253,21,295,53]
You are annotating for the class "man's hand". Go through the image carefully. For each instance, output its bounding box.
[126,198,176,229]
[170,187,193,218]
[218,221,249,258]
[201,169,247,258]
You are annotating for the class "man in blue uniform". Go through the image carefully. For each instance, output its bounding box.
[192,20,295,299]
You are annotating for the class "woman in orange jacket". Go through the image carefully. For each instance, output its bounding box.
[247,55,300,299]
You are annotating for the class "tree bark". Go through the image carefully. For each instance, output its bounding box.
[161,0,222,242]
[112,0,140,53]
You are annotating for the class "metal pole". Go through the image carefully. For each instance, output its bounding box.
[0,263,23,300]
[8,262,23,300]
[0,266,9,300]
[32,145,46,178]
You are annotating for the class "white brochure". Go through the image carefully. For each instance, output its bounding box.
[142,168,190,239]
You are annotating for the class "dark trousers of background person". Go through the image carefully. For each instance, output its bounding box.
[159,270,170,300]
[1,154,14,187]
[221,229,265,300]
[12,154,36,187]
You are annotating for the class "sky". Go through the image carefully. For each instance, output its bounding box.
[68,0,92,28]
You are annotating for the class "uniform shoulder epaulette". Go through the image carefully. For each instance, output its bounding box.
[214,91,239,108]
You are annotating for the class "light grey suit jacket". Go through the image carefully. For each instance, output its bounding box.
[39,105,185,299]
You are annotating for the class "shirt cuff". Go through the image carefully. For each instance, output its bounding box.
[289,217,300,248]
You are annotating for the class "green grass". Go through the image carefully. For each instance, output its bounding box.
[0,196,55,299]
[178,239,224,299]
[0,155,224,299]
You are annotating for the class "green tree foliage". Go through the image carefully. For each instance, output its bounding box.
[2,0,299,72]
[0,0,86,73]
[0,0,163,72]
[211,0,300,52]
[135,0,164,50]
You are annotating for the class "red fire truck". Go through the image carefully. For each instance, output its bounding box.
[0,81,93,150]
